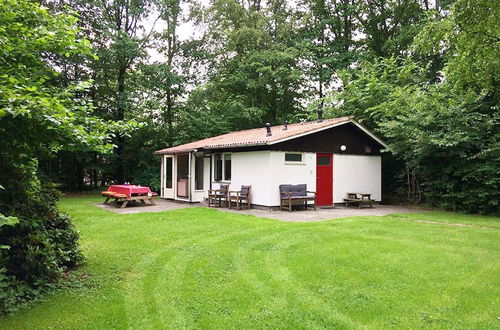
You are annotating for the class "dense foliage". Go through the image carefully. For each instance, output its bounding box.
[0,0,123,312]
[325,0,499,214]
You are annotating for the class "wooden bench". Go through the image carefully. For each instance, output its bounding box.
[279,184,316,212]
[344,193,374,209]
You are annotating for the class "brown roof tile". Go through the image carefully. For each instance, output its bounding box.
[155,116,354,154]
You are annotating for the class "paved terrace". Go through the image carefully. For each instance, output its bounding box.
[96,198,423,222]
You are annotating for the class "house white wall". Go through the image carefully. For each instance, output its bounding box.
[267,151,316,206]
[333,154,382,203]
[211,151,315,207]
[212,151,272,206]
[162,151,382,206]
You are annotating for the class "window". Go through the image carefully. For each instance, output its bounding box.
[224,154,231,181]
[285,153,303,163]
[195,156,204,190]
[317,155,331,166]
[213,153,231,181]
[165,157,173,188]
[214,154,222,181]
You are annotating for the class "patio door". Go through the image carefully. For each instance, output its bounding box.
[316,153,333,206]
[163,156,174,199]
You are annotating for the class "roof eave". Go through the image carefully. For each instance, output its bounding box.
[154,142,269,155]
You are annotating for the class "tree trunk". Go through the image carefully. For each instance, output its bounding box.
[115,66,127,183]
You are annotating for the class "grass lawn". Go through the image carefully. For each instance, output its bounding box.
[1,195,499,329]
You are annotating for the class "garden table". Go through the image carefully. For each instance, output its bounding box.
[344,192,374,208]
[108,185,152,198]
[102,185,156,208]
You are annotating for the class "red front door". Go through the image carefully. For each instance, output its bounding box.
[316,153,333,206]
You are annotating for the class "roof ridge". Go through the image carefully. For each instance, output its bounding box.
[213,116,353,135]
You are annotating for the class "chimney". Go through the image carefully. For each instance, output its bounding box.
[317,102,323,122]
[265,123,272,136]
[282,120,288,130]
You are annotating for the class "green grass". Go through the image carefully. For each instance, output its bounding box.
[1,195,499,329]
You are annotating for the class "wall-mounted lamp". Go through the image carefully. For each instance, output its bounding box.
[340,145,347,152]
[194,150,205,157]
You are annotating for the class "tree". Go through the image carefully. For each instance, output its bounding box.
[357,0,427,58]
[42,0,187,188]
[326,0,499,214]
[296,0,359,102]
[0,0,124,312]
[184,0,306,131]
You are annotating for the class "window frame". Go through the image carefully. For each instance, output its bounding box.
[194,156,204,191]
[165,157,173,188]
[223,154,231,181]
[284,152,305,165]
[213,154,222,182]
[213,153,232,182]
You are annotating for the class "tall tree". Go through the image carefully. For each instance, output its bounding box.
[326,0,499,213]
[183,0,305,134]
[297,0,359,102]
[45,0,187,186]
[0,0,121,311]
[357,0,427,58]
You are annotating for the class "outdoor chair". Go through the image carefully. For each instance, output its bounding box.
[279,184,316,212]
[228,185,251,210]
[208,183,229,207]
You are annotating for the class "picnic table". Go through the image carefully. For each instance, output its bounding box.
[344,192,374,208]
[102,185,157,208]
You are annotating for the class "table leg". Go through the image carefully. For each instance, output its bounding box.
[120,200,129,208]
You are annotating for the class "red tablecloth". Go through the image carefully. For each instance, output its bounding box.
[107,185,151,198]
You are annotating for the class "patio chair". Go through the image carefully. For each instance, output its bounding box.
[208,183,229,207]
[228,185,251,210]
[279,184,316,212]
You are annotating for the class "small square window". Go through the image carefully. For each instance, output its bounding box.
[285,153,302,162]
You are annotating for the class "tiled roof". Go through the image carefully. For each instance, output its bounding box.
[155,116,354,154]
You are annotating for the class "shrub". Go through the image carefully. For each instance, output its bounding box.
[0,211,84,314]
[0,159,84,314]
[133,165,161,193]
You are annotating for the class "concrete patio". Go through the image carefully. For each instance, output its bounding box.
[95,198,196,214]
[96,198,423,222]
[222,204,423,222]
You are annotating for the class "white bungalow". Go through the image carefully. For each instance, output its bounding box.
[154,116,387,208]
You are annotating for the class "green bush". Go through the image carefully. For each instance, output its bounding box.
[133,165,161,193]
[0,210,84,314]
[0,158,84,314]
